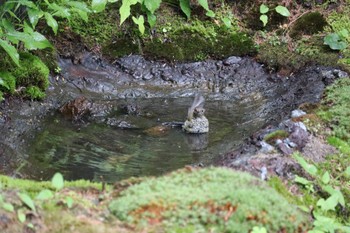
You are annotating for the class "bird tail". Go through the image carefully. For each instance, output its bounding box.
[187,94,205,120]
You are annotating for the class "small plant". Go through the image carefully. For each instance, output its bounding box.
[293,153,349,232]
[259,4,290,27]
[324,29,349,50]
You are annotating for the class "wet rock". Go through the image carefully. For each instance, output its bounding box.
[259,141,275,153]
[59,96,92,121]
[291,109,307,118]
[183,95,209,134]
[223,56,242,66]
[276,139,293,155]
[106,118,135,129]
[144,125,170,137]
[119,103,141,115]
[288,123,309,150]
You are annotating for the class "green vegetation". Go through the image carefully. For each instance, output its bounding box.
[318,78,350,142]
[259,4,290,27]
[263,129,289,144]
[109,167,309,232]
[0,52,49,100]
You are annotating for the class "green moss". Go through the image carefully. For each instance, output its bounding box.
[318,78,350,143]
[25,85,46,100]
[0,175,108,196]
[264,130,289,144]
[0,71,16,94]
[11,52,50,90]
[289,12,328,39]
[109,167,309,232]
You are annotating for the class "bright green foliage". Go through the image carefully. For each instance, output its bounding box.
[0,71,16,94]
[292,152,349,232]
[51,172,64,190]
[18,193,36,212]
[109,167,309,232]
[180,0,191,19]
[324,30,348,50]
[132,15,145,34]
[25,86,46,99]
[259,4,290,27]
[318,78,350,142]
[0,0,90,66]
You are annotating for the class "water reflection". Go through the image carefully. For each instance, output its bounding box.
[23,98,266,183]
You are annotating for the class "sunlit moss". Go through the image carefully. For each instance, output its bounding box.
[109,167,309,232]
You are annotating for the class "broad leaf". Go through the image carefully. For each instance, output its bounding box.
[18,193,36,212]
[197,0,209,11]
[92,0,108,13]
[49,3,71,18]
[2,203,14,212]
[146,10,157,28]
[317,194,338,211]
[17,209,26,223]
[73,9,89,22]
[52,172,64,190]
[119,0,139,25]
[260,14,268,27]
[67,1,91,12]
[324,33,348,50]
[260,4,269,14]
[0,38,20,66]
[222,17,231,28]
[321,171,330,184]
[294,175,312,185]
[36,189,54,200]
[345,166,350,178]
[293,153,318,176]
[132,15,145,35]
[275,6,290,17]
[144,0,161,14]
[179,0,191,19]
[27,8,44,28]
[45,13,58,35]
[65,197,74,208]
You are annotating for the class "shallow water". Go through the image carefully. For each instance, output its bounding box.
[22,97,267,182]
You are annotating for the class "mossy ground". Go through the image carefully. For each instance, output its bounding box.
[0,52,49,100]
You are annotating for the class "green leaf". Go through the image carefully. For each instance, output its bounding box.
[17,209,26,223]
[144,0,161,14]
[321,171,330,184]
[146,10,156,28]
[65,197,74,208]
[91,0,108,13]
[197,0,209,11]
[260,14,268,27]
[0,77,10,90]
[73,9,89,22]
[324,33,348,50]
[2,202,14,212]
[132,15,145,35]
[36,189,54,200]
[119,0,139,25]
[338,29,349,40]
[259,4,269,14]
[108,0,118,2]
[275,6,290,17]
[52,172,64,190]
[67,1,91,12]
[0,38,20,66]
[294,175,312,185]
[179,0,191,19]
[47,3,71,18]
[345,166,350,178]
[205,10,215,18]
[27,8,44,28]
[222,17,231,28]
[18,193,36,212]
[44,13,58,35]
[293,153,318,176]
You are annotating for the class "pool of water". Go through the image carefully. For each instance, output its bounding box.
[22,97,267,182]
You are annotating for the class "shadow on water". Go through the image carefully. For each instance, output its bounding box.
[23,97,267,182]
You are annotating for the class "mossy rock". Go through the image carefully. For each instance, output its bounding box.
[109,167,309,232]
[264,130,289,144]
[289,12,328,39]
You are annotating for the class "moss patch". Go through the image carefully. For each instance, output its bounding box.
[109,167,309,232]
[263,130,289,144]
[318,78,350,142]
[0,52,49,100]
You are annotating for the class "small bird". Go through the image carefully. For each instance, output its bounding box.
[183,94,209,134]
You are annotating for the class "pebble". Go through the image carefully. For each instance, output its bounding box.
[291,109,306,118]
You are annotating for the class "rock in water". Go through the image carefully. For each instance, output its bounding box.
[183,95,209,133]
